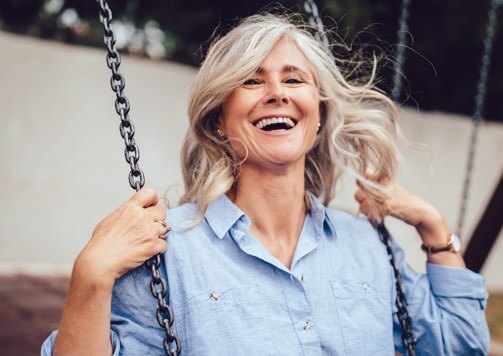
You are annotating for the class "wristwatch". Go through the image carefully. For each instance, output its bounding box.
[421,233,461,254]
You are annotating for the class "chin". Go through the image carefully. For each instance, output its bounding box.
[258,151,306,167]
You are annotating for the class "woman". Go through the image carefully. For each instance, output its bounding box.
[43,14,489,355]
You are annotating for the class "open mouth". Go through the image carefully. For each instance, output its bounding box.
[253,117,298,131]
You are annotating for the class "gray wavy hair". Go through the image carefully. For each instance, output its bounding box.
[180,13,399,212]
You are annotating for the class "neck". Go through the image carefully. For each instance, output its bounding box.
[233,160,307,245]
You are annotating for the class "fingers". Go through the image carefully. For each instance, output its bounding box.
[138,218,169,258]
[126,189,169,238]
[354,189,366,203]
[129,187,159,208]
[155,220,171,238]
[355,185,387,225]
[86,188,171,281]
[145,205,166,222]
[155,239,168,255]
[144,205,168,237]
[128,188,168,229]
[150,223,169,256]
[362,169,389,185]
[358,199,385,225]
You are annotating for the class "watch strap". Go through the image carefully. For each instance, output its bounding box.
[421,233,457,254]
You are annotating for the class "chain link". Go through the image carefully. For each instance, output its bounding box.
[303,0,330,48]
[377,224,417,355]
[457,0,501,238]
[95,1,181,354]
[391,0,412,102]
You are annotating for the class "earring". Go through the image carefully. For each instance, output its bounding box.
[217,129,225,138]
[316,123,321,133]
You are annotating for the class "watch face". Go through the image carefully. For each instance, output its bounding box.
[451,234,461,252]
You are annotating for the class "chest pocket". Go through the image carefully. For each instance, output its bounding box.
[172,284,278,356]
[331,280,394,355]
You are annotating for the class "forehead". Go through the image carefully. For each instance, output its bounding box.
[257,36,315,77]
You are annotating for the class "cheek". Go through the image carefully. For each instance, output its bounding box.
[297,89,320,115]
[221,92,258,130]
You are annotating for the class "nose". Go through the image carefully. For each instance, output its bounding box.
[262,81,290,105]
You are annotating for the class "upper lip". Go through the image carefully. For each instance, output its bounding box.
[251,115,298,125]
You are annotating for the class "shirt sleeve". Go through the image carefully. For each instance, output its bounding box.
[390,237,490,356]
[109,263,167,355]
[39,264,166,356]
[40,329,121,355]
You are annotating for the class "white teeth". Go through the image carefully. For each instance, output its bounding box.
[254,117,296,130]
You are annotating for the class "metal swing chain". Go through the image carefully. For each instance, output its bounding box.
[303,0,330,48]
[95,1,181,354]
[456,0,502,238]
[377,224,417,355]
[389,1,416,352]
[303,1,417,354]
[391,0,412,102]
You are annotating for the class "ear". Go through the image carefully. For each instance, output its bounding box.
[216,113,226,132]
[318,101,326,127]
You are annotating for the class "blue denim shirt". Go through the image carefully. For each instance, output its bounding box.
[42,194,489,355]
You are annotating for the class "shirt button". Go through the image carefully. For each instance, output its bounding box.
[302,320,311,330]
[210,292,220,301]
[298,275,304,282]
[362,282,370,291]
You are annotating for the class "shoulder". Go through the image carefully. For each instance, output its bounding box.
[164,202,217,264]
[325,207,389,262]
[325,207,378,239]
[166,201,201,227]
[165,201,209,241]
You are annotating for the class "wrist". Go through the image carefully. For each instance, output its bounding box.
[74,252,116,292]
[416,213,451,246]
[421,232,461,254]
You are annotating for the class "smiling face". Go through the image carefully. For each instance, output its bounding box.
[219,36,321,170]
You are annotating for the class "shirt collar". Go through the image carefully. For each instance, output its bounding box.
[205,194,247,239]
[204,192,335,240]
[308,193,336,237]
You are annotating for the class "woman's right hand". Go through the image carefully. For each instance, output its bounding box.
[75,187,169,288]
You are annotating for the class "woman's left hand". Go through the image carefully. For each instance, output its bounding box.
[354,181,450,247]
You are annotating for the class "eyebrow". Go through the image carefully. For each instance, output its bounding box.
[255,65,311,78]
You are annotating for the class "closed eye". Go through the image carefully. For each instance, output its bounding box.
[285,77,304,84]
[243,78,262,85]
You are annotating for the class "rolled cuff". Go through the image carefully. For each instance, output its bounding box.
[40,329,121,355]
[426,262,488,304]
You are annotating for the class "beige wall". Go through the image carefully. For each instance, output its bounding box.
[1,31,502,290]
